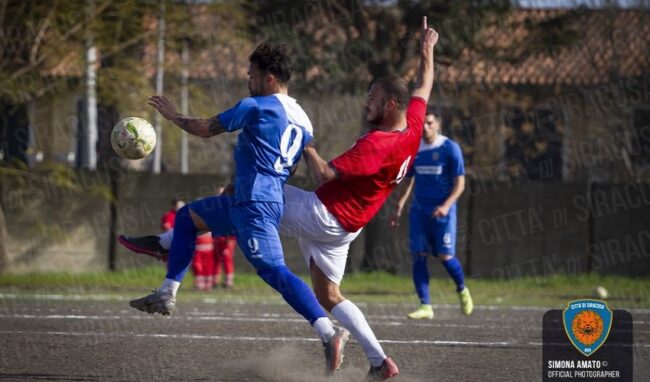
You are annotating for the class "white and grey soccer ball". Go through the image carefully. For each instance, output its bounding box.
[594,286,609,299]
[111,117,157,159]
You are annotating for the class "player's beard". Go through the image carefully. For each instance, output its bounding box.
[365,108,382,126]
[248,86,260,97]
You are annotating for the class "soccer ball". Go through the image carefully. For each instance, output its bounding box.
[111,117,157,159]
[593,286,609,299]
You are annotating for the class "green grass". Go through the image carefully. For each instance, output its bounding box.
[1,268,649,309]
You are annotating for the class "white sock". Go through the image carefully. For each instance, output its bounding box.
[158,230,174,250]
[331,300,386,367]
[312,317,336,343]
[160,278,180,297]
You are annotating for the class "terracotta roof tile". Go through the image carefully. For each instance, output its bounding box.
[439,9,650,86]
[39,9,648,87]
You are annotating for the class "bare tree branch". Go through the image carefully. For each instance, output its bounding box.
[29,1,58,64]
[6,0,112,83]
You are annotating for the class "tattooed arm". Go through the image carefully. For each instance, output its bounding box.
[148,95,225,138]
[170,114,225,138]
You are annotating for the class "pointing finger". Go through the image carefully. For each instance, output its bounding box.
[422,16,427,30]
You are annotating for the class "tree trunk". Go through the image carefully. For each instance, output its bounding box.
[84,0,98,170]
[180,38,189,174]
[152,0,165,174]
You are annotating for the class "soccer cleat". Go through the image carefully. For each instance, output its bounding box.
[118,235,168,262]
[323,326,350,375]
[407,304,434,320]
[129,289,176,316]
[366,356,399,381]
[458,287,474,316]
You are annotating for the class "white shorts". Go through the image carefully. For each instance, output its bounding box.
[280,185,361,285]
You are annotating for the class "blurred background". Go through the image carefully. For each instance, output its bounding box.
[1,0,649,281]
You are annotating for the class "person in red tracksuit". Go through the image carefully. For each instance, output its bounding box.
[192,232,215,291]
[211,186,236,289]
[161,198,218,291]
[212,235,236,288]
[191,186,236,291]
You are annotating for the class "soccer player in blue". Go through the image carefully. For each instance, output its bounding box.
[391,111,474,319]
[125,43,350,374]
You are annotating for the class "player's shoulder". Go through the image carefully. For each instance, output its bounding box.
[271,94,313,134]
[233,97,261,115]
[241,96,262,107]
[444,137,463,152]
[408,96,427,108]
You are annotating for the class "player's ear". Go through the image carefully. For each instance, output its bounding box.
[385,98,397,112]
[266,73,276,86]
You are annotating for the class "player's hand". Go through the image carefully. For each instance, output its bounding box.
[432,205,449,218]
[148,95,178,121]
[420,16,439,50]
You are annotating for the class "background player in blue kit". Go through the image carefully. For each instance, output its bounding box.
[391,111,474,319]
[124,43,350,374]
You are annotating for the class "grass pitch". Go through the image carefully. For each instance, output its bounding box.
[1,267,648,310]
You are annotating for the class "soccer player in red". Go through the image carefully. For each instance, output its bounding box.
[282,17,438,380]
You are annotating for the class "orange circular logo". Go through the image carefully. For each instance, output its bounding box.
[571,310,604,346]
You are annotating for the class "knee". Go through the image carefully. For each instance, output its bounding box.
[439,254,453,262]
[314,284,344,312]
[412,253,428,264]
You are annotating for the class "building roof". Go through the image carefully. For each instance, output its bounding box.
[39,9,649,87]
[438,9,650,86]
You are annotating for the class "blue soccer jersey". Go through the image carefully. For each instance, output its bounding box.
[408,135,465,207]
[218,94,313,204]
[407,135,465,256]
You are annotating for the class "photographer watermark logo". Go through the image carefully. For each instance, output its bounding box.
[562,299,613,357]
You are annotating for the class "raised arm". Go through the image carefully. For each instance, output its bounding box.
[411,16,439,102]
[148,95,225,138]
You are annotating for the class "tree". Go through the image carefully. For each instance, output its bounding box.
[245,0,511,94]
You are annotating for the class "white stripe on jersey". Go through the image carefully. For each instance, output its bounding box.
[418,135,448,152]
[274,93,314,136]
[414,165,443,175]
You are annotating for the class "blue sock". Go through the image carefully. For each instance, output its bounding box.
[441,257,465,292]
[412,254,430,305]
[257,265,327,324]
[165,206,196,282]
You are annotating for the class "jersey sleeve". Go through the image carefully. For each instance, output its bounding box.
[406,162,416,178]
[329,136,383,179]
[217,97,259,132]
[406,97,427,136]
[449,142,466,177]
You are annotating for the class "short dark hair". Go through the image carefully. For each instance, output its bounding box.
[249,43,293,84]
[373,75,410,111]
[426,110,441,121]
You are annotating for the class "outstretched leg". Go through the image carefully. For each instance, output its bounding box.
[129,205,209,315]
[310,260,398,379]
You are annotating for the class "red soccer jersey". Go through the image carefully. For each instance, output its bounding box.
[316,97,426,232]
